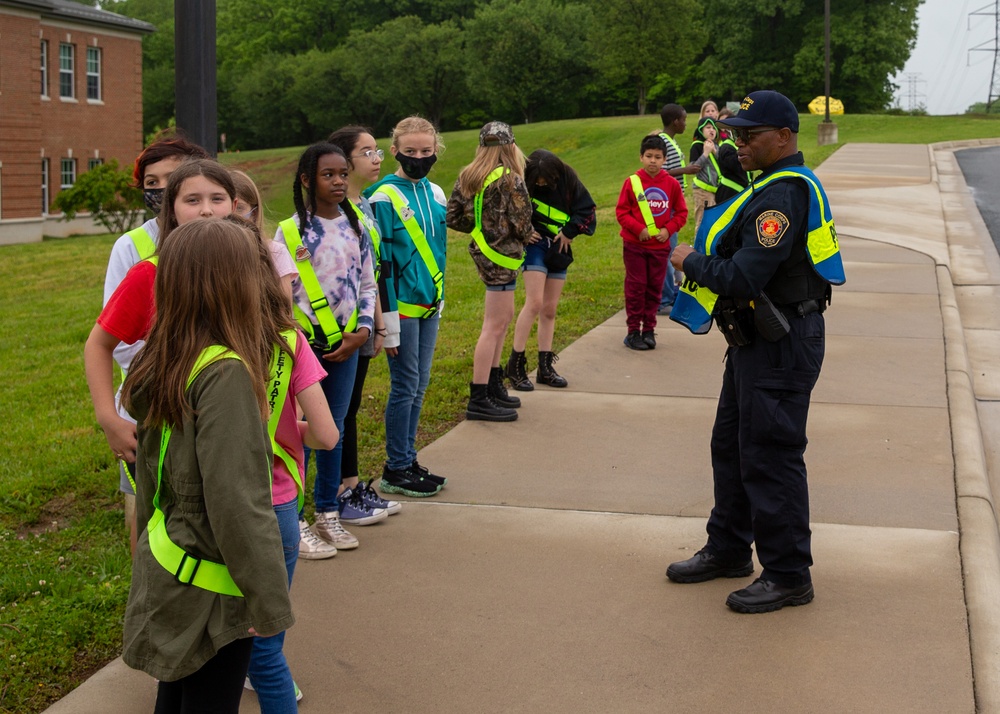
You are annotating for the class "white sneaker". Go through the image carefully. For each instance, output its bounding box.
[298,518,336,560]
[313,510,359,550]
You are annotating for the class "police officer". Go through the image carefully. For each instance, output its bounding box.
[665,90,845,613]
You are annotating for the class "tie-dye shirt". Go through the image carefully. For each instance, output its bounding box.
[275,213,377,337]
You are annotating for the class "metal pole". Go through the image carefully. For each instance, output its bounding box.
[174,0,217,156]
[824,0,831,122]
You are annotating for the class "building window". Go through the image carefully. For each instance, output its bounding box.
[86,47,101,101]
[41,40,49,97]
[60,158,76,190]
[88,158,104,170]
[42,159,50,214]
[59,43,74,99]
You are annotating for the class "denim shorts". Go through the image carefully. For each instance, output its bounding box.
[523,240,567,280]
[486,279,517,292]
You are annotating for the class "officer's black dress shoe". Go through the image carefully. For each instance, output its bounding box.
[726,578,814,614]
[666,549,754,583]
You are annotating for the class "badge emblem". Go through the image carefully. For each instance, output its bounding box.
[295,245,311,261]
[400,206,415,222]
[756,210,789,247]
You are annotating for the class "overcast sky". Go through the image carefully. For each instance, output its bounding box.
[893,0,996,114]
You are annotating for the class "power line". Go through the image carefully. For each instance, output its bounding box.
[899,72,927,110]
[969,0,1000,110]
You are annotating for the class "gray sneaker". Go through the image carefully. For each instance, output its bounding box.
[313,510,359,550]
[298,518,336,560]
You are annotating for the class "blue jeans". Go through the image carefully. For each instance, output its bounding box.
[247,498,299,713]
[659,233,679,308]
[306,348,358,512]
[385,315,439,470]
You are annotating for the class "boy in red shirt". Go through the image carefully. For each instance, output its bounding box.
[616,135,688,350]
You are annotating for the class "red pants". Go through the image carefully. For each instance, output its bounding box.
[623,241,669,333]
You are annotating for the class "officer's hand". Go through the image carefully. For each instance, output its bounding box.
[670,243,694,270]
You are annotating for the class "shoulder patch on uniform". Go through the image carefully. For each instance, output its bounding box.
[756,210,789,247]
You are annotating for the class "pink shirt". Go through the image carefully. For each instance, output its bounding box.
[271,331,326,506]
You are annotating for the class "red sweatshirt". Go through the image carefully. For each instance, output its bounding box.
[615,169,688,250]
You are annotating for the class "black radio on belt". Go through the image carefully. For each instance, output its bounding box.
[715,299,755,347]
[753,291,791,342]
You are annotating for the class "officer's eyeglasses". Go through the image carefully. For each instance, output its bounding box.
[731,127,780,144]
[354,149,385,162]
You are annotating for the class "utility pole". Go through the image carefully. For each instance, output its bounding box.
[817,0,838,145]
[969,0,1000,111]
[174,0,217,156]
[900,72,926,111]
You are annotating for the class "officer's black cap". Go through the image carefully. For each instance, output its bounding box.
[718,90,799,133]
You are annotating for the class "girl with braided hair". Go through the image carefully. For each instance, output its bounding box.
[274,142,380,556]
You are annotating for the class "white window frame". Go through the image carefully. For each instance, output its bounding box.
[42,159,50,215]
[41,40,49,98]
[60,158,76,190]
[59,43,74,99]
[88,157,104,170]
[86,47,101,102]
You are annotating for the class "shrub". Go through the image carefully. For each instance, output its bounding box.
[52,160,144,235]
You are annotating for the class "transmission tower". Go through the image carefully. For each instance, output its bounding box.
[969,0,1000,111]
[900,73,926,111]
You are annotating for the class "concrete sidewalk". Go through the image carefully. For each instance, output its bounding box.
[47,140,1000,713]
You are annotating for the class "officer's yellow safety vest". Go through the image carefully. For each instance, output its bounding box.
[628,174,659,236]
[127,225,156,261]
[660,133,687,190]
[149,347,264,597]
[671,165,846,335]
[279,218,359,348]
[471,167,524,270]
[532,199,570,237]
[370,185,444,319]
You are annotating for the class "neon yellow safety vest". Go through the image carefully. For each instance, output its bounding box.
[694,140,748,194]
[370,185,444,319]
[127,225,156,261]
[671,165,846,335]
[628,174,659,237]
[471,167,524,271]
[148,347,260,597]
[660,133,687,190]
[346,201,382,283]
[267,330,304,511]
[532,199,570,237]
[279,218,359,348]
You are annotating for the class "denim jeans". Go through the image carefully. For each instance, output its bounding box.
[385,315,439,470]
[246,498,299,713]
[305,347,358,512]
[659,233,679,309]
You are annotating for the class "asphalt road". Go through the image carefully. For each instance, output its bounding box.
[956,146,1000,252]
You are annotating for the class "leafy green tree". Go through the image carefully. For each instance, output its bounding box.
[52,160,144,234]
[588,0,705,114]
[698,0,920,111]
[464,0,594,124]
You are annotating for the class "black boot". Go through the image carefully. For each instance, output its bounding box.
[536,351,568,388]
[488,366,521,408]
[466,383,518,422]
[505,349,534,392]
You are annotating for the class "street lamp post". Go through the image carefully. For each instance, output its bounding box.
[818,0,839,146]
[174,0,217,156]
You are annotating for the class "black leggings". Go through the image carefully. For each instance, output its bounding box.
[341,354,371,479]
[153,637,254,714]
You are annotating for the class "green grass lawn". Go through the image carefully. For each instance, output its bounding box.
[1,111,997,713]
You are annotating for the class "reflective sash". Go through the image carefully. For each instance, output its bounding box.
[127,225,156,261]
[371,185,444,318]
[532,198,570,237]
[347,201,382,283]
[279,218,359,347]
[267,330,303,511]
[671,165,846,335]
[149,347,252,597]
[628,174,659,236]
[660,133,687,190]
[471,167,524,270]
[693,141,746,194]
[716,139,750,192]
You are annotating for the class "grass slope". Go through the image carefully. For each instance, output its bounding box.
[1,112,998,713]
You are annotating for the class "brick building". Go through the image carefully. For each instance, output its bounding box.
[0,0,153,245]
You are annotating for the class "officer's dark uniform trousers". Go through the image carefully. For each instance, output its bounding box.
[683,152,829,588]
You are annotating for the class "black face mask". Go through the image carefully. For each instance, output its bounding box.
[143,188,165,214]
[396,154,437,180]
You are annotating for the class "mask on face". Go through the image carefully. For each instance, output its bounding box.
[143,188,165,214]
[396,154,437,180]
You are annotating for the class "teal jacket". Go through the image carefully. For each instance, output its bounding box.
[365,173,448,314]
